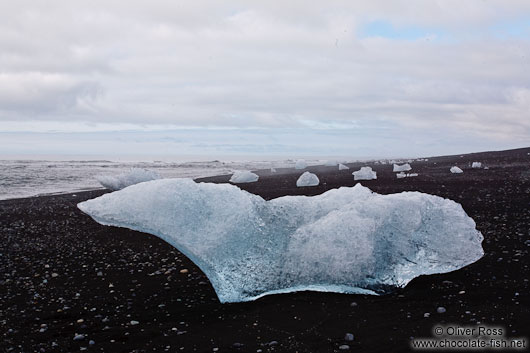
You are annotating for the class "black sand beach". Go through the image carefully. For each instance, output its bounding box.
[1,147,529,352]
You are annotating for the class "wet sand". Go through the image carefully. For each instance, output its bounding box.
[1,147,529,352]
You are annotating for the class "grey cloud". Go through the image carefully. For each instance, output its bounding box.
[0,0,529,149]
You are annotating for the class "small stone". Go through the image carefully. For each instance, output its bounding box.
[424,313,430,318]
[89,340,95,345]
[97,271,103,277]
[130,320,139,325]
[350,302,357,307]
[339,344,350,350]
[73,334,85,341]
[232,342,244,348]
[77,319,84,323]
[51,273,58,278]
[458,291,465,295]
[344,333,354,341]
[437,307,446,314]
[179,269,189,274]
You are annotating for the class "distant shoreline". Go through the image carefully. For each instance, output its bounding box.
[2,146,528,202]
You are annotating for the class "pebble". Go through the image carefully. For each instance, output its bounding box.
[424,313,430,318]
[437,307,446,314]
[339,344,350,350]
[130,320,139,325]
[179,269,189,274]
[89,340,95,345]
[73,334,85,341]
[344,333,354,341]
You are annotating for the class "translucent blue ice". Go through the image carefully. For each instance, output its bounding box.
[229,171,259,183]
[296,171,319,187]
[97,168,161,191]
[78,179,484,303]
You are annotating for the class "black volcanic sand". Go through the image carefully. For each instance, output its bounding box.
[1,148,529,353]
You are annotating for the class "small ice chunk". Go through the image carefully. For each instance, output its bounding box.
[471,162,482,168]
[397,172,418,179]
[229,171,259,183]
[324,160,338,167]
[393,163,412,172]
[339,164,349,170]
[295,159,307,169]
[296,171,320,187]
[97,168,161,191]
[352,167,377,181]
[270,168,277,173]
[450,166,463,174]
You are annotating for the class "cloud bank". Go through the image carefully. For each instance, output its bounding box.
[1,1,529,156]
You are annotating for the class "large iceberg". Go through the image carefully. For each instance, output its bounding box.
[229,171,259,183]
[352,166,377,181]
[78,179,484,303]
[296,171,320,187]
[97,168,162,191]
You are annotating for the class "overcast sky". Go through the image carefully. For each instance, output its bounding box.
[1,1,529,158]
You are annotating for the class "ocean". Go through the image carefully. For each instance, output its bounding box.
[0,157,332,200]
